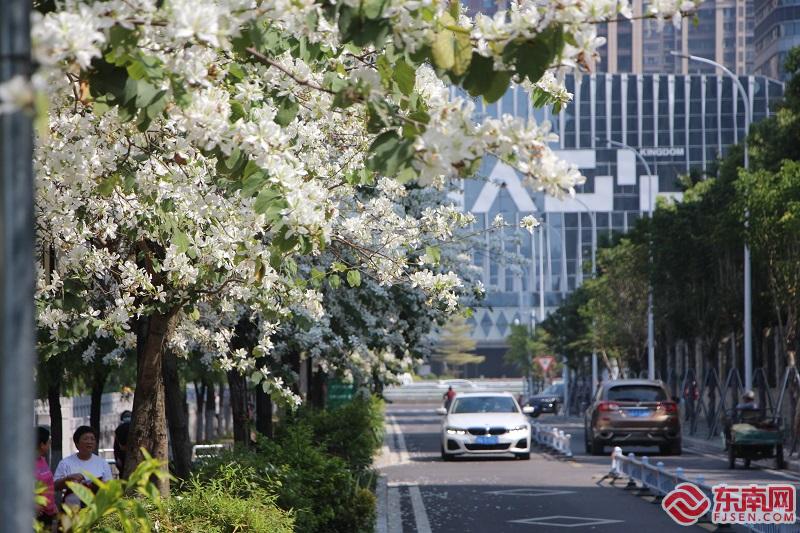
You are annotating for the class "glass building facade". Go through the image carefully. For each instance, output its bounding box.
[460,73,784,351]
[754,0,800,80]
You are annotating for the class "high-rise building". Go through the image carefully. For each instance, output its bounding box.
[462,0,755,76]
[599,0,754,75]
[455,73,783,376]
[753,0,800,80]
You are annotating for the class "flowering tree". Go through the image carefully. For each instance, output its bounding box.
[12,0,702,490]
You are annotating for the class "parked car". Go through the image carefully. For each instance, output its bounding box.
[523,381,564,417]
[584,379,681,456]
[437,392,534,461]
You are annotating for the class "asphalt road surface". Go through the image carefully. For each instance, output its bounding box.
[377,402,800,532]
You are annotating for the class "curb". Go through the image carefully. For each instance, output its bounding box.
[683,434,800,475]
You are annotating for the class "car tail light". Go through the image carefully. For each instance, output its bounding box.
[658,401,678,413]
[598,401,620,412]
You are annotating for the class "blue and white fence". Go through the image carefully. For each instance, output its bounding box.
[609,447,798,532]
[531,423,573,457]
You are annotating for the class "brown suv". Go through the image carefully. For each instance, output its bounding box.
[584,379,681,456]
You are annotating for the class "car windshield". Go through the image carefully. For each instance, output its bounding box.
[607,385,666,402]
[541,384,564,397]
[451,396,518,414]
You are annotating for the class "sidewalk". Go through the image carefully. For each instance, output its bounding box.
[682,431,800,475]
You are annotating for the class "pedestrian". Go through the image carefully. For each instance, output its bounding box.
[34,426,58,530]
[443,386,456,410]
[113,410,131,478]
[54,426,112,509]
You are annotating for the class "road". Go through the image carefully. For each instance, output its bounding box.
[377,402,800,532]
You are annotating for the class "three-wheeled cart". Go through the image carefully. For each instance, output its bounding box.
[722,410,784,470]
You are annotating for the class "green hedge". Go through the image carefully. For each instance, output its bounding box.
[195,394,384,533]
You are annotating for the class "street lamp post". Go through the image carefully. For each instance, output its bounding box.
[572,196,598,391]
[670,51,753,391]
[597,137,656,381]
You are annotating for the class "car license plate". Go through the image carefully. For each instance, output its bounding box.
[628,408,650,417]
[476,435,498,445]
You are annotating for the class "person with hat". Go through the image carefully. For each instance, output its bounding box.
[737,390,757,411]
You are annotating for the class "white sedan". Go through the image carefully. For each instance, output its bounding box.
[437,392,533,461]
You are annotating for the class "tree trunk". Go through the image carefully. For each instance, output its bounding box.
[89,362,109,438]
[255,384,272,438]
[47,377,63,468]
[194,381,205,442]
[123,310,178,494]
[227,370,250,445]
[163,349,192,481]
[309,359,326,409]
[204,381,216,441]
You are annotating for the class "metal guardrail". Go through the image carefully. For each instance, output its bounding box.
[608,446,798,532]
[383,380,524,401]
[531,423,573,457]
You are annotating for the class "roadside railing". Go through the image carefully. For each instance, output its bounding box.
[531,422,573,457]
[608,446,798,532]
[383,380,524,402]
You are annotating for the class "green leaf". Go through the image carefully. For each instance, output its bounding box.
[505,24,564,84]
[188,307,201,320]
[425,245,441,264]
[328,274,341,289]
[254,187,287,221]
[241,170,268,198]
[96,174,121,197]
[331,262,348,273]
[361,0,388,19]
[347,270,362,287]
[310,267,326,288]
[396,166,417,184]
[483,70,512,103]
[172,229,191,254]
[366,131,415,176]
[393,59,416,96]
[274,95,300,126]
[432,34,455,70]
[452,30,472,77]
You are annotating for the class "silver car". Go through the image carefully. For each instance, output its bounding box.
[437,392,534,461]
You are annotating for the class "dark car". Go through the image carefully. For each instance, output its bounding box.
[584,379,681,456]
[524,382,564,418]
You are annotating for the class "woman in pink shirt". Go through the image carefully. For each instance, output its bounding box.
[35,426,58,529]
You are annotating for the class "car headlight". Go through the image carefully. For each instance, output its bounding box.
[446,427,468,435]
[508,425,529,432]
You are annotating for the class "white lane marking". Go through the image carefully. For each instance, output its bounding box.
[509,515,623,527]
[390,415,410,464]
[387,487,403,533]
[486,488,576,497]
[683,445,800,483]
[408,485,433,533]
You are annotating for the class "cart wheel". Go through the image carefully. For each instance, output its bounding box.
[776,445,786,470]
[744,458,751,469]
[728,445,735,470]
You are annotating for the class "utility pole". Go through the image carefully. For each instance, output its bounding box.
[0,0,35,530]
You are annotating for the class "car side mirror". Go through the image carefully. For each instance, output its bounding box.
[435,407,447,416]
[522,406,534,414]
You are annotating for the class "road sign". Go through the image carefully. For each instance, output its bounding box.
[535,356,555,373]
[326,378,356,409]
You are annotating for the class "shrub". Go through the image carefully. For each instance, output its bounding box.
[299,395,384,475]
[153,463,293,533]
